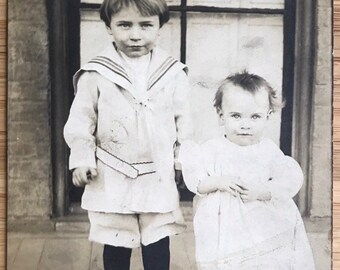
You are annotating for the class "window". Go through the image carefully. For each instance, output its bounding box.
[51,0,296,214]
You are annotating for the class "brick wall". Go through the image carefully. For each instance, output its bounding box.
[309,0,332,218]
[6,0,332,223]
[8,0,51,220]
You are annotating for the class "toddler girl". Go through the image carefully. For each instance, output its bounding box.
[179,71,315,269]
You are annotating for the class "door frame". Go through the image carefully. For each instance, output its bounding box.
[47,0,315,217]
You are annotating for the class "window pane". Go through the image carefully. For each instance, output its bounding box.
[187,0,284,9]
[80,10,180,65]
[165,0,181,5]
[80,9,110,65]
[80,0,181,6]
[157,12,181,60]
[186,12,283,144]
[81,0,102,3]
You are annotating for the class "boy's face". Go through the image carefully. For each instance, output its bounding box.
[107,5,161,58]
[218,84,270,146]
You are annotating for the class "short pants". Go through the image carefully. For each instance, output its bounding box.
[88,207,186,248]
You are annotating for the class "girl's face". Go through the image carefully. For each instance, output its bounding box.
[108,5,161,58]
[218,84,270,146]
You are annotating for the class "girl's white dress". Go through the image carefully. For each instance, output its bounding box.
[179,137,315,270]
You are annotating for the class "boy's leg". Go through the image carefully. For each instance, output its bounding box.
[141,236,170,270]
[103,244,132,270]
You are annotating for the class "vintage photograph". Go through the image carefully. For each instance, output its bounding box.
[7,0,331,269]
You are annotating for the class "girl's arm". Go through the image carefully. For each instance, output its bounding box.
[179,141,242,196]
[178,140,204,194]
[63,71,99,171]
[264,155,304,202]
[197,175,242,195]
[239,140,303,202]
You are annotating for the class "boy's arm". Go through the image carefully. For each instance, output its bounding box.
[172,71,193,170]
[264,155,304,202]
[64,71,99,170]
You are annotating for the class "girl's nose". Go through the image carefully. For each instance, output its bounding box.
[240,120,251,130]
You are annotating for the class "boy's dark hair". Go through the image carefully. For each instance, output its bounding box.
[214,70,284,113]
[100,0,170,28]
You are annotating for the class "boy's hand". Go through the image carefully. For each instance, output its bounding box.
[72,167,97,187]
[175,169,186,189]
[238,181,271,202]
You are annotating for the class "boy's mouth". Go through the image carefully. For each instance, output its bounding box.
[129,45,143,49]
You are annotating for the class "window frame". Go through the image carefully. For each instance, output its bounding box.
[47,0,313,217]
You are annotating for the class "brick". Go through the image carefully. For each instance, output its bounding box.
[8,60,49,82]
[8,140,50,159]
[317,7,332,28]
[8,122,50,144]
[8,100,49,122]
[315,65,332,85]
[315,51,331,69]
[8,0,47,22]
[317,0,332,8]
[316,45,331,68]
[310,184,332,218]
[8,159,50,179]
[8,39,49,65]
[8,81,49,101]
[314,85,332,107]
[8,180,51,217]
[8,21,48,48]
[8,198,51,217]
[309,144,332,218]
[311,105,332,143]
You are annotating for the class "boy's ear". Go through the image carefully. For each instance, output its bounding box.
[217,108,224,126]
[106,26,113,35]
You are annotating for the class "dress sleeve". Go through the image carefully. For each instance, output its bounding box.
[172,71,194,169]
[178,140,207,195]
[265,148,304,202]
[63,71,99,170]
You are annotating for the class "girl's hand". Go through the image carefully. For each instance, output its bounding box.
[219,176,244,197]
[238,182,271,202]
[72,167,97,187]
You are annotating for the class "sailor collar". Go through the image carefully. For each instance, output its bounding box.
[73,44,188,96]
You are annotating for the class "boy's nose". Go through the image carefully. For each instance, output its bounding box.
[129,28,142,40]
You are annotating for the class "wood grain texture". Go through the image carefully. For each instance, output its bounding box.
[0,1,337,270]
[335,1,340,270]
[0,0,5,269]
[336,4,340,270]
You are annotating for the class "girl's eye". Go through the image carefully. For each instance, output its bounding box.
[251,114,261,120]
[231,114,241,119]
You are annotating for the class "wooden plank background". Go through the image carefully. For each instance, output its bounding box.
[0,0,5,269]
[335,1,340,270]
[0,1,338,270]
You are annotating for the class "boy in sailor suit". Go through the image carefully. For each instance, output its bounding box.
[63,0,192,269]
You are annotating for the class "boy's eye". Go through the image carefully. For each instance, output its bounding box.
[251,114,261,120]
[141,23,153,29]
[118,23,131,29]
